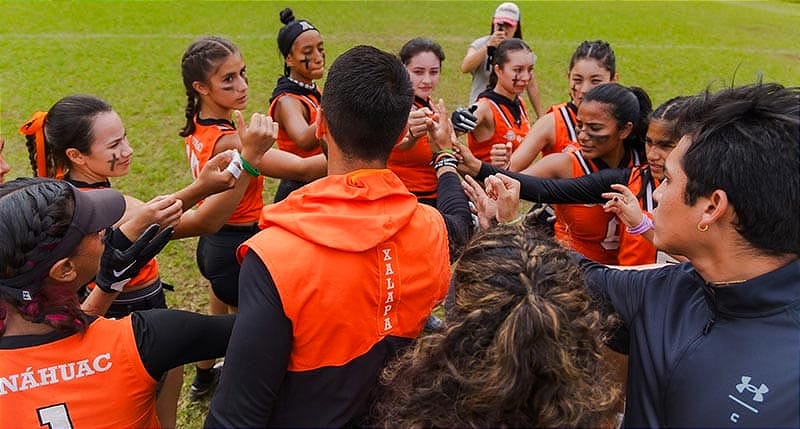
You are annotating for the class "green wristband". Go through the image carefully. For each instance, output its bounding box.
[240,156,261,177]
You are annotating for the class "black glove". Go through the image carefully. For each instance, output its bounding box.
[95,224,174,293]
[451,105,478,133]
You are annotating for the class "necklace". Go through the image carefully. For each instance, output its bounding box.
[287,76,316,91]
[709,279,747,286]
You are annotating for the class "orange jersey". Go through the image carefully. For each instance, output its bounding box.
[553,151,623,264]
[468,95,530,163]
[617,167,659,266]
[545,102,580,156]
[185,116,263,224]
[387,98,437,200]
[269,92,323,158]
[243,170,450,372]
[0,317,160,428]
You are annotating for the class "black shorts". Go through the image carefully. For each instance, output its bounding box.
[196,224,259,307]
[104,279,167,319]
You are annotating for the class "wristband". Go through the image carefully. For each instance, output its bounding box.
[626,215,654,235]
[433,156,459,171]
[240,156,261,177]
[430,149,456,165]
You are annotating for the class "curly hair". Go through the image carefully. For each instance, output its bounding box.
[0,178,89,336]
[373,224,618,428]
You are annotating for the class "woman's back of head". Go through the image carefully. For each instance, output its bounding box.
[373,223,618,428]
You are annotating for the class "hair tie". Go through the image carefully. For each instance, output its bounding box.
[19,111,49,177]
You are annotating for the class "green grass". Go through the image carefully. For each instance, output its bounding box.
[1,1,798,427]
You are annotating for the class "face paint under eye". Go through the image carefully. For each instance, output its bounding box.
[300,55,312,70]
[108,152,119,171]
[512,73,520,86]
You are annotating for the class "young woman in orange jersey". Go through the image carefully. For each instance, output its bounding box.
[20,93,273,427]
[0,177,235,429]
[460,96,688,265]
[509,40,618,172]
[386,37,446,207]
[269,8,327,202]
[461,38,534,169]
[179,35,326,401]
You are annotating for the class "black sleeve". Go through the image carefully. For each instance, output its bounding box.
[476,162,630,204]
[205,250,292,428]
[436,170,473,262]
[132,309,235,380]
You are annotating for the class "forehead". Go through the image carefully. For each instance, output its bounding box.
[501,49,534,67]
[292,30,322,49]
[90,111,124,142]
[212,53,245,75]
[576,100,612,122]
[647,119,674,142]
[569,58,611,78]
[407,51,441,68]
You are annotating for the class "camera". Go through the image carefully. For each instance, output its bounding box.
[496,22,506,32]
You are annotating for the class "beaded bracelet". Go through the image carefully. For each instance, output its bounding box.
[240,156,261,177]
[626,215,654,235]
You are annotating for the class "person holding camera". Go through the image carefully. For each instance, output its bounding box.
[460,2,542,118]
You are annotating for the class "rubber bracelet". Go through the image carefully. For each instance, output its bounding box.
[626,215,654,235]
[240,156,261,177]
[433,157,459,171]
[430,150,456,165]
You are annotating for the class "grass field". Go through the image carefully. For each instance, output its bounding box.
[1,1,798,427]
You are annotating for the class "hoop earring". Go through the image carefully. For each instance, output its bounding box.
[697,223,709,232]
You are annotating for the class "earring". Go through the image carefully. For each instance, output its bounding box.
[697,223,709,232]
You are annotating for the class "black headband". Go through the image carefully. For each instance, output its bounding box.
[278,20,317,57]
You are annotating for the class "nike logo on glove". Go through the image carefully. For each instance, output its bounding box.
[112,262,136,278]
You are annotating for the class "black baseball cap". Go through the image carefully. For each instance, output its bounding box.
[0,182,125,301]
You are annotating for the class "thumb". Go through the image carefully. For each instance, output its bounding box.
[233,110,246,137]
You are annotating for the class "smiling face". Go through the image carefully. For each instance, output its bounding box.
[406,51,441,100]
[68,110,133,180]
[287,30,325,82]
[493,48,534,98]
[645,119,677,180]
[575,100,630,162]
[568,58,616,107]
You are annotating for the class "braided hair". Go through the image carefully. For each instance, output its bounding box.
[0,178,89,336]
[179,36,241,137]
[373,224,618,427]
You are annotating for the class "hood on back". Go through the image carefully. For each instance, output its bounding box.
[259,169,422,252]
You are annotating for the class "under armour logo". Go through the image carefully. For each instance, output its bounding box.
[736,376,769,402]
[299,21,315,31]
[22,290,32,301]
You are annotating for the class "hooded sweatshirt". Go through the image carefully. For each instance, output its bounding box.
[231,169,450,426]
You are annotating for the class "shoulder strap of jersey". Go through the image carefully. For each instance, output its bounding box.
[558,105,578,142]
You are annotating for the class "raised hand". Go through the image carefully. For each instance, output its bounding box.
[234,110,278,171]
[450,105,478,133]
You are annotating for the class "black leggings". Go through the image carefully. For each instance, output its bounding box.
[196,224,259,307]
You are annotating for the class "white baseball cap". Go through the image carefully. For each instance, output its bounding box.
[493,2,520,25]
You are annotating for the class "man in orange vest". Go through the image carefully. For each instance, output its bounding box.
[205,45,473,427]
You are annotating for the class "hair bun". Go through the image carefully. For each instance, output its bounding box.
[280,8,295,25]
